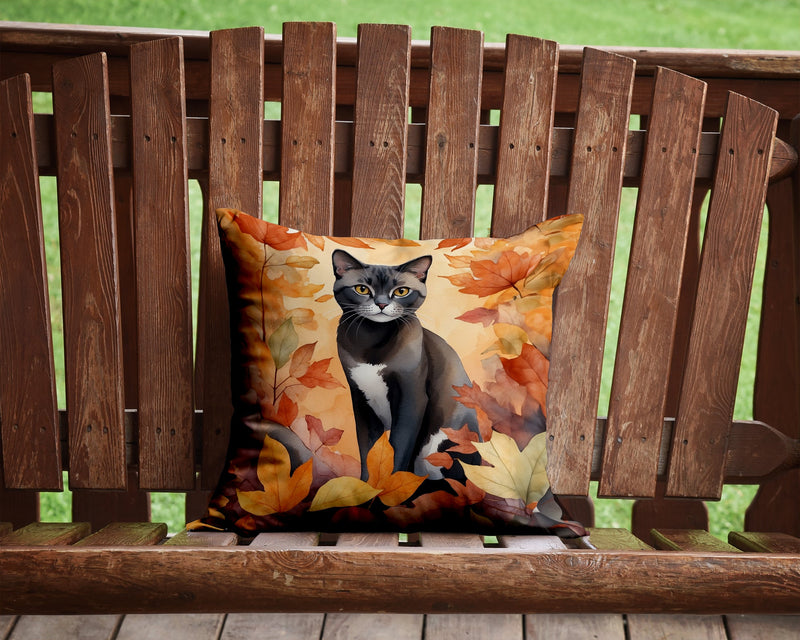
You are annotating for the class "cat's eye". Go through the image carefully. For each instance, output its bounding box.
[354,284,371,296]
[393,287,411,297]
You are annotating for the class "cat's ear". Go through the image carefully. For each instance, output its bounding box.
[400,255,432,282]
[332,250,364,278]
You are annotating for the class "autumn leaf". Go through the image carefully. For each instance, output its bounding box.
[446,251,542,298]
[437,237,472,250]
[225,209,307,250]
[289,342,316,379]
[270,274,325,299]
[284,255,319,269]
[441,425,481,455]
[236,434,313,516]
[425,452,454,469]
[501,343,549,414]
[268,318,298,370]
[308,476,381,511]
[366,433,427,507]
[456,307,499,327]
[384,238,422,247]
[262,393,298,427]
[492,323,529,356]
[330,236,374,249]
[306,415,344,448]
[296,358,343,389]
[460,431,549,506]
[315,294,334,303]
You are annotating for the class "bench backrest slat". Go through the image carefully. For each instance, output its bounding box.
[130,37,195,490]
[350,24,411,239]
[279,22,337,235]
[546,49,636,496]
[599,68,707,498]
[0,73,62,490]
[52,53,127,490]
[492,35,558,235]
[667,92,778,499]
[197,26,265,488]
[420,27,483,239]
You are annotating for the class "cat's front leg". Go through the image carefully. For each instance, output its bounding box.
[387,373,428,474]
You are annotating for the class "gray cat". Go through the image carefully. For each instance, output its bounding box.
[332,249,480,481]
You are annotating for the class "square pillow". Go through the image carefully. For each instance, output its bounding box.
[190,208,586,536]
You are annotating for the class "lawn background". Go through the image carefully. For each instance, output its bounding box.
[3,0,797,535]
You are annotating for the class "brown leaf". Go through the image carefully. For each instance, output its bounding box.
[306,415,344,447]
[425,452,455,469]
[296,358,343,389]
[441,425,480,455]
[289,342,316,379]
[500,343,549,414]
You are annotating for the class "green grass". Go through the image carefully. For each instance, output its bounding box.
[9,0,791,535]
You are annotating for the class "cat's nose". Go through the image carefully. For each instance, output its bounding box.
[376,302,388,309]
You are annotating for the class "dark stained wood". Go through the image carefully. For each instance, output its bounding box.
[197,27,264,490]
[350,24,411,239]
[492,35,558,234]
[600,68,706,498]
[51,53,127,490]
[0,522,90,545]
[729,531,800,553]
[129,37,195,490]
[547,49,636,496]
[280,22,336,235]
[419,27,483,239]
[0,478,39,529]
[668,93,779,499]
[651,529,739,552]
[631,482,708,547]
[4,547,800,614]
[0,74,61,490]
[71,469,151,531]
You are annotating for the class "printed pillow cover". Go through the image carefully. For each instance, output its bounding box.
[190,208,586,536]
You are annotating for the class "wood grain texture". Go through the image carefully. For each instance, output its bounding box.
[667,93,779,499]
[584,528,653,550]
[0,477,39,528]
[600,68,706,498]
[419,26,483,239]
[198,27,265,489]
[0,522,90,545]
[492,35,558,235]
[52,53,127,490]
[729,532,800,553]
[651,529,739,552]
[71,469,151,531]
[165,529,238,547]
[4,547,800,614]
[349,24,410,239]
[221,613,325,640]
[526,614,625,640]
[0,73,61,490]
[115,614,224,640]
[547,48,635,496]
[129,37,195,490]
[73,522,167,546]
[725,614,800,640]
[280,22,336,235]
[426,614,522,640]
[8,614,121,640]
[627,615,727,640]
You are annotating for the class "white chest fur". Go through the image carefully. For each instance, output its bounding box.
[348,363,391,429]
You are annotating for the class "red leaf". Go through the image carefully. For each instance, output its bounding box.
[500,343,549,413]
[306,415,344,447]
[456,307,499,327]
[437,237,471,250]
[231,211,307,250]
[441,425,480,454]
[263,393,298,427]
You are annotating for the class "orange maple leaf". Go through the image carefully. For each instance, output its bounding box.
[425,452,454,469]
[445,250,543,298]
[441,424,481,455]
[437,237,472,250]
[262,393,298,427]
[500,343,549,414]
[296,358,343,389]
[366,432,427,507]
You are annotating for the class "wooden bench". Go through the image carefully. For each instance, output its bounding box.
[1,20,800,636]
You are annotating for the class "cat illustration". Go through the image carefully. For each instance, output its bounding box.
[332,249,480,481]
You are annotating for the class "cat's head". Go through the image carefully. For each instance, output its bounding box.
[332,250,432,324]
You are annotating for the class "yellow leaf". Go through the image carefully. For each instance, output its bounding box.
[376,471,426,507]
[366,432,394,487]
[285,255,319,269]
[493,323,528,356]
[365,432,427,506]
[461,431,532,502]
[236,435,313,516]
[308,476,381,511]
[523,432,549,505]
